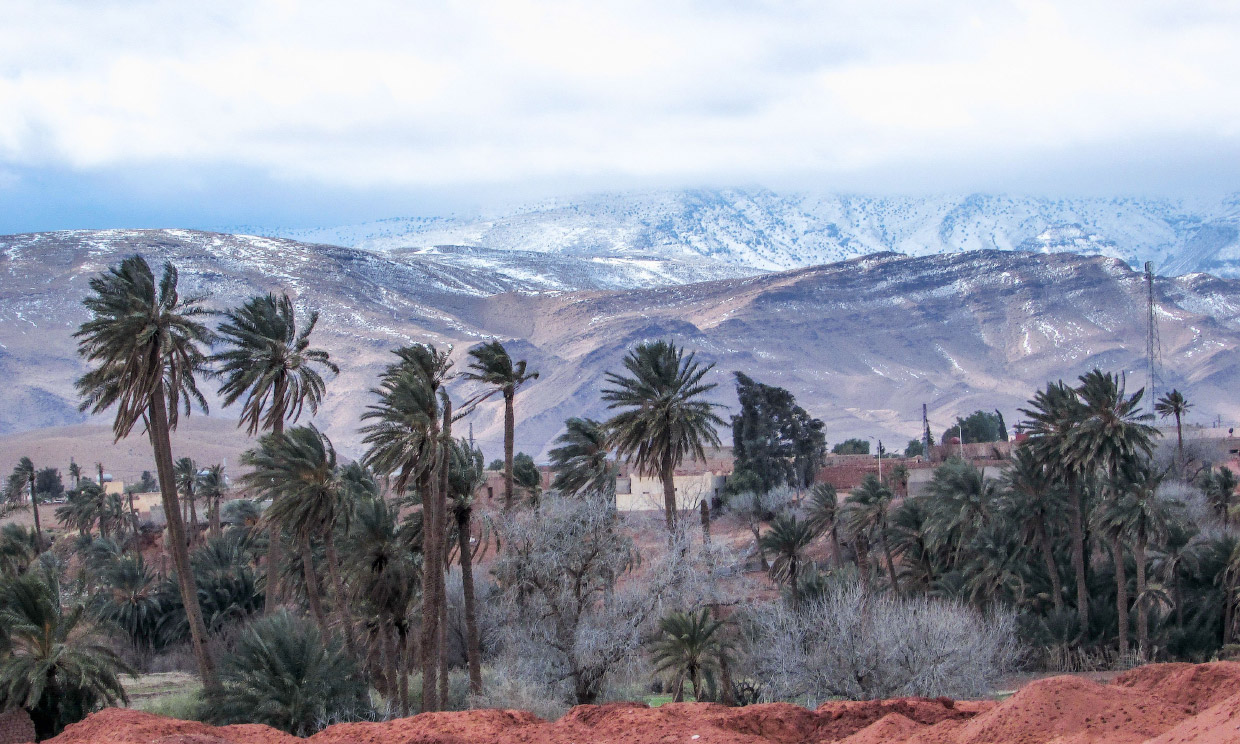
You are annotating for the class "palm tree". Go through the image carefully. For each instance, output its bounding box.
[344,481,418,713]
[649,608,727,702]
[602,341,724,532]
[1091,482,1132,657]
[1020,380,1090,632]
[214,292,338,614]
[74,255,218,690]
[6,458,41,554]
[886,462,910,497]
[0,570,133,739]
[360,343,452,712]
[241,425,358,660]
[1154,389,1192,467]
[1068,370,1159,479]
[463,341,539,511]
[1104,458,1177,659]
[1002,445,1067,611]
[446,439,486,694]
[93,554,165,652]
[843,474,900,595]
[924,459,998,564]
[199,464,227,540]
[549,417,616,498]
[759,514,816,603]
[174,457,200,542]
[0,525,39,576]
[1203,467,1238,527]
[805,483,843,565]
[68,460,81,490]
[203,611,368,737]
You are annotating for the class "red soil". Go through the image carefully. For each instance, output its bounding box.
[41,662,1240,744]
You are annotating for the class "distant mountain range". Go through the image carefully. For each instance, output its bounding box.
[240,189,1240,282]
[3,228,1240,463]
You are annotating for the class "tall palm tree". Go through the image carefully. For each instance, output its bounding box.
[360,343,452,712]
[241,425,358,660]
[886,462,910,497]
[1104,458,1177,659]
[74,255,218,690]
[463,341,538,511]
[199,464,227,540]
[215,292,338,614]
[0,570,133,739]
[760,514,816,603]
[805,483,843,565]
[843,474,900,595]
[1154,389,1192,467]
[446,438,486,694]
[174,457,200,542]
[1068,370,1159,479]
[649,608,727,702]
[602,341,724,532]
[1091,482,1132,657]
[549,417,616,498]
[6,458,41,554]
[1020,380,1090,632]
[1002,445,1067,611]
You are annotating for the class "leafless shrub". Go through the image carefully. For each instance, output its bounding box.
[741,582,1020,704]
[487,494,748,706]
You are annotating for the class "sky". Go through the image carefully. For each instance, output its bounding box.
[2,0,1239,233]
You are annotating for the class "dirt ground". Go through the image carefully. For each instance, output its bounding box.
[47,662,1240,744]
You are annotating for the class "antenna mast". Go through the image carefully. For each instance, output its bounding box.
[1145,261,1163,400]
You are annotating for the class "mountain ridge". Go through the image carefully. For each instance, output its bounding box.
[4,228,1239,463]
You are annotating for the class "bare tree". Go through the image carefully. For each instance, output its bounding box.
[742,582,1019,704]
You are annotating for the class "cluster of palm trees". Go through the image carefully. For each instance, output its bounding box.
[756,372,1240,663]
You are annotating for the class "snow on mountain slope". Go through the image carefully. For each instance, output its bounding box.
[249,189,1240,279]
[5,229,1240,461]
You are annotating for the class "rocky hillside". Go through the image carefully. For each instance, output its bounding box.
[255,189,1240,278]
[3,229,1240,462]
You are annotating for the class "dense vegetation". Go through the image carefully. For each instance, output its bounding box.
[1,254,1237,737]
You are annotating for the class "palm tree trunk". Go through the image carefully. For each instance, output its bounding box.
[1135,525,1149,660]
[398,625,411,716]
[1113,533,1129,657]
[503,390,515,511]
[265,417,286,614]
[188,492,199,543]
[700,499,711,544]
[421,453,443,711]
[1069,487,1090,634]
[1037,520,1064,611]
[300,535,328,634]
[438,584,449,707]
[856,534,872,589]
[830,525,843,568]
[323,530,358,659]
[209,495,221,539]
[1176,412,1184,468]
[27,479,42,554]
[661,460,677,533]
[883,538,900,598]
[457,507,483,694]
[147,385,219,692]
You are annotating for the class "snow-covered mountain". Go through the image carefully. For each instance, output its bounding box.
[5,229,1240,461]
[245,189,1240,280]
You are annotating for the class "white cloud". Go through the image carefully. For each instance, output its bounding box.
[1,0,1238,190]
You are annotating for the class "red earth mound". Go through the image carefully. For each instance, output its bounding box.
[40,662,1240,744]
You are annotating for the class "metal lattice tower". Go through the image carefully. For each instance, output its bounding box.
[1145,261,1163,399]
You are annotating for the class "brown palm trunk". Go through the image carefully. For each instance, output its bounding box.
[1037,520,1064,611]
[1113,533,1129,657]
[830,524,843,567]
[1175,413,1184,468]
[1135,524,1149,660]
[882,523,900,598]
[147,385,219,691]
[437,399,453,708]
[420,409,445,712]
[265,416,286,614]
[300,535,328,633]
[661,461,677,532]
[28,478,42,554]
[188,491,199,543]
[700,499,711,544]
[1069,487,1090,634]
[209,494,221,539]
[457,507,483,694]
[323,530,358,659]
[503,390,515,511]
[856,533,872,589]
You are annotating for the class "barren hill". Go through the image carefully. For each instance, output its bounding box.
[3,229,1240,464]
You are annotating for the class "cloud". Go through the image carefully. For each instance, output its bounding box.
[1,0,1238,196]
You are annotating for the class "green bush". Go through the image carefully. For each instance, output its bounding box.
[203,611,369,736]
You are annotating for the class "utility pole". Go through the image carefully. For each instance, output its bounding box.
[1145,261,1162,400]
